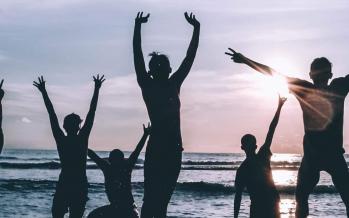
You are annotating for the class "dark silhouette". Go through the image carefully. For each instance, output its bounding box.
[133,11,200,218]
[34,75,105,218]
[234,95,286,218]
[87,123,151,218]
[226,49,349,217]
[0,79,4,154]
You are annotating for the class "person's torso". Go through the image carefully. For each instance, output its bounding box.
[294,79,347,153]
[240,155,279,203]
[103,165,134,207]
[141,79,182,149]
[57,135,88,182]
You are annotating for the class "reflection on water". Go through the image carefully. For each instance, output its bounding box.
[280,198,296,218]
[272,170,297,186]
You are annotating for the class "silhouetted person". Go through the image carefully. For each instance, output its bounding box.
[87,123,151,218]
[0,79,4,154]
[226,49,349,217]
[133,11,200,218]
[234,95,286,218]
[33,75,105,218]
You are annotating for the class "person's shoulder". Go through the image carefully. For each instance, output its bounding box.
[257,145,272,159]
[331,75,349,85]
[288,77,312,87]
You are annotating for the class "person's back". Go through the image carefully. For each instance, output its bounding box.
[238,147,278,204]
[234,96,286,218]
[34,75,105,218]
[103,161,134,207]
[140,76,181,151]
[87,124,151,218]
[132,12,200,217]
[57,134,89,184]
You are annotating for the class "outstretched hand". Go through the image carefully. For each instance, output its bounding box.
[278,94,287,106]
[143,122,151,135]
[135,12,150,24]
[225,48,245,64]
[185,12,200,28]
[93,74,106,89]
[0,79,4,100]
[33,76,46,93]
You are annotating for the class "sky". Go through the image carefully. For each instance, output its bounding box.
[1,0,349,153]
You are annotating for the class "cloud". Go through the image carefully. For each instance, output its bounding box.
[21,117,32,123]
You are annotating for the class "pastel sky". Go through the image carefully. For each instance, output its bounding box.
[1,0,349,153]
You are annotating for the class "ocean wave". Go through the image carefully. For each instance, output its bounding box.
[0,179,339,194]
[0,161,301,171]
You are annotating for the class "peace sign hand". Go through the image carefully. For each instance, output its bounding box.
[225,48,245,63]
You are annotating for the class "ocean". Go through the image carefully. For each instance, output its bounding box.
[0,149,348,218]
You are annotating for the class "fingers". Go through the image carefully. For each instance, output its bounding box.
[228,48,237,54]
[93,74,106,84]
[0,79,3,89]
[145,13,150,19]
[225,52,234,57]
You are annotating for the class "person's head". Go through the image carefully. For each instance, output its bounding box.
[148,52,172,81]
[63,113,82,135]
[241,134,257,156]
[309,57,333,85]
[109,149,125,166]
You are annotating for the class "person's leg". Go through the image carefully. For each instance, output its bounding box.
[295,157,320,218]
[51,190,68,218]
[69,189,87,218]
[154,151,182,218]
[141,157,157,218]
[328,155,349,216]
[69,203,86,218]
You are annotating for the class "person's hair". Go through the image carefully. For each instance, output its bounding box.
[109,149,124,162]
[148,52,170,74]
[310,57,332,75]
[241,134,257,151]
[63,113,82,131]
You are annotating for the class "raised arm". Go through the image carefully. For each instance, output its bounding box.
[127,123,151,168]
[262,95,287,149]
[80,74,105,137]
[225,48,278,76]
[88,148,109,171]
[171,12,200,89]
[133,12,151,87]
[234,170,245,218]
[33,76,64,141]
[0,79,4,154]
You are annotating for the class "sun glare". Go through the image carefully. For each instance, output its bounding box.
[266,75,290,98]
[251,57,300,98]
